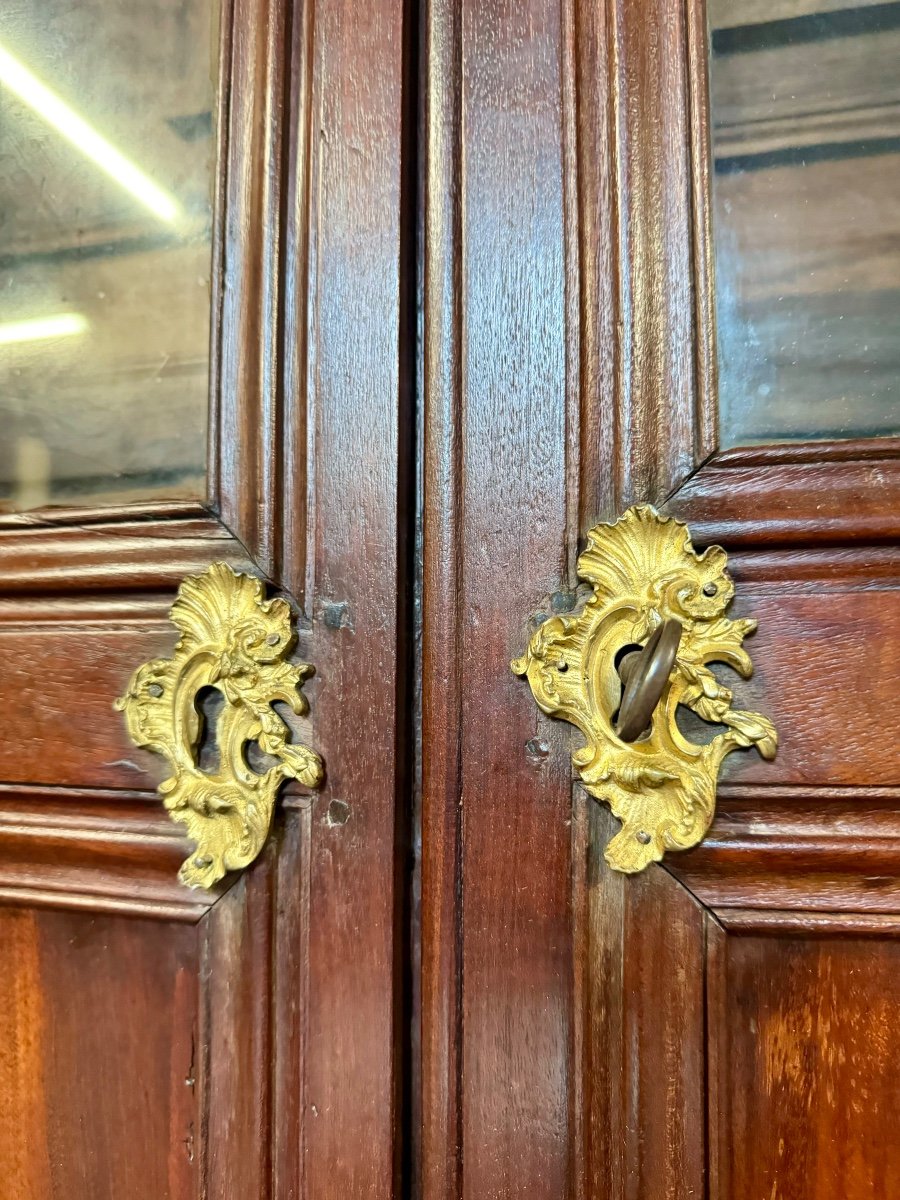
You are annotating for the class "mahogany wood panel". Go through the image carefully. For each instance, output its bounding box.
[0,788,206,920]
[421,0,574,1196]
[286,0,411,1195]
[709,933,900,1199]
[423,0,900,1196]
[667,440,900,546]
[421,0,714,1197]
[0,504,249,593]
[714,585,900,786]
[0,0,410,1195]
[196,812,316,1199]
[575,0,715,519]
[0,609,318,794]
[201,851,276,1197]
[587,808,706,1200]
[0,618,176,790]
[0,907,199,1199]
[670,786,900,914]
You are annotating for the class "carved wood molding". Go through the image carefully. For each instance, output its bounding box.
[666,438,900,547]
[0,502,252,594]
[574,0,716,519]
[0,787,212,920]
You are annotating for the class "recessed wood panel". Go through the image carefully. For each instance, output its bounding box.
[0,907,198,1199]
[716,585,900,786]
[711,934,900,1198]
[0,622,176,790]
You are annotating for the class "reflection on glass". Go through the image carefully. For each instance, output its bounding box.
[0,1,215,510]
[710,1,900,446]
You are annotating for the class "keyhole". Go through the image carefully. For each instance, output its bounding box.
[195,686,224,775]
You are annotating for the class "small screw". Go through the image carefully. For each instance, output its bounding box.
[265,633,280,646]
[556,660,569,673]
[525,737,550,765]
[636,831,652,845]
[326,799,351,827]
[550,590,577,614]
[147,683,164,698]
[702,583,717,597]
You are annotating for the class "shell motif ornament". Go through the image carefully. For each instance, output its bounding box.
[116,563,324,889]
[512,506,776,873]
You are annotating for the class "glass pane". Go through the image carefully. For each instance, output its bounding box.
[710,0,900,445]
[0,1,215,510]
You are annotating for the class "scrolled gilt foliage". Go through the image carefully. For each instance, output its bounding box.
[512,505,776,873]
[116,563,324,888]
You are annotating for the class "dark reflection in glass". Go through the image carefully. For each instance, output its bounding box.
[0,1,215,510]
[710,0,900,446]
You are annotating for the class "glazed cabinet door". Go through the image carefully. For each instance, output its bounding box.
[419,1,900,1198]
[0,1,410,1196]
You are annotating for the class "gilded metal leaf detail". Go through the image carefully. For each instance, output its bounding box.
[512,505,776,873]
[116,563,324,888]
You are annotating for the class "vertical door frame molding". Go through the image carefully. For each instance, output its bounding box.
[0,0,413,1196]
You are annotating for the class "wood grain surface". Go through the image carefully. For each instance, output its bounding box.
[4,0,900,1195]
[419,0,900,1197]
[709,934,900,1199]
[0,0,411,1195]
[0,908,199,1198]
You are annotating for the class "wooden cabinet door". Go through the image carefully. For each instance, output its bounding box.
[0,1,410,1196]
[419,2,900,1198]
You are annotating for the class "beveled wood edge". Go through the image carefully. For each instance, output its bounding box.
[712,437,900,467]
[714,910,900,937]
[575,0,718,516]
[420,0,468,1193]
[0,499,211,530]
[213,0,298,583]
[686,0,718,466]
[661,865,900,925]
[665,437,900,546]
[0,789,217,918]
[585,805,707,1197]
[0,501,255,593]
[0,786,318,915]
[0,783,317,924]
[0,887,206,922]
[659,785,900,916]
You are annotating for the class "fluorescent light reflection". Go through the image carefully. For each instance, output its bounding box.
[0,313,89,346]
[0,43,180,224]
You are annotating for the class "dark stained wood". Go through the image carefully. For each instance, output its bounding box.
[201,848,275,1197]
[5,0,900,1192]
[271,808,313,1195]
[0,0,411,1194]
[587,807,707,1200]
[711,586,900,786]
[419,1,464,1193]
[0,616,178,790]
[0,787,208,920]
[709,934,900,1199]
[575,0,715,520]
[0,503,249,593]
[0,907,199,1198]
[286,0,411,1194]
[667,439,900,546]
[421,1,575,1196]
[421,0,587,1194]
